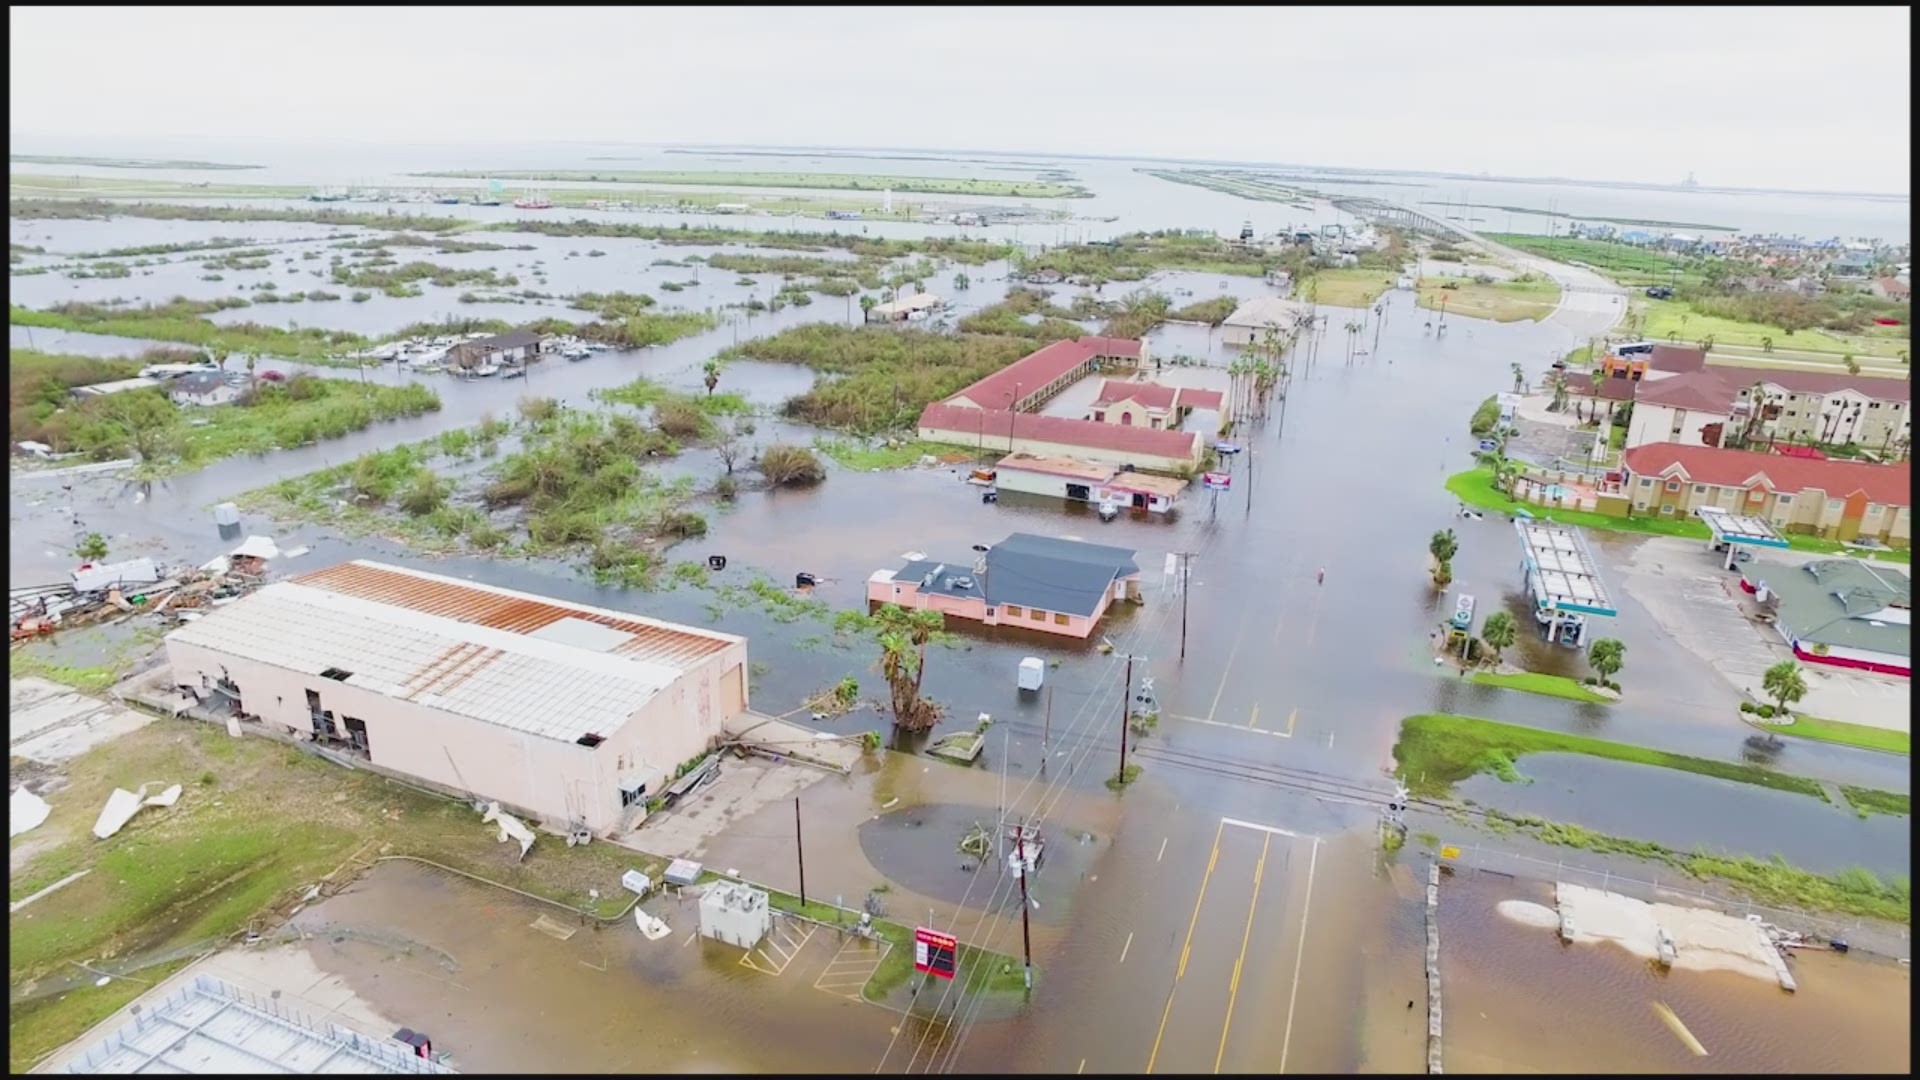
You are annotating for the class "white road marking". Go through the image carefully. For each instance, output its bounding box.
[1120,931,1134,965]
[1278,837,1321,1073]
[1220,817,1300,839]
[1157,836,1169,862]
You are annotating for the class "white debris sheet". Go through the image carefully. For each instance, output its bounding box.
[635,909,672,940]
[11,786,52,837]
[91,782,183,839]
[481,802,536,860]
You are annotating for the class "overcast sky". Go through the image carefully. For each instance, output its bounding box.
[9,6,1911,193]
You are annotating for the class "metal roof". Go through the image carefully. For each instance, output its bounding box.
[1764,560,1910,656]
[166,561,740,744]
[61,975,453,1074]
[1695,507,1789,548]
[1513,519,1616,617]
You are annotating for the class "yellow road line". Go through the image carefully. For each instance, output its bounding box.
[1215,833,1271,1073]
[1286,707,1298,737]
[1147,818,1226,1073]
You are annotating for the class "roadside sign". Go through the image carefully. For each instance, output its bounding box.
[1439,845,1461,860]
[1202,471,1231,491]
[914,927,958,980]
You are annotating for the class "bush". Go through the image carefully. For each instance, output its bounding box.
[1757,704,1776,718]
[397,471,450,516]
[1584,676,1599,686]
[651,399,711,440]
[654,509,708,539]
[1470,395,1500,436]
[759,444,825,485]
[1739,701,1755,713]
[519,396,560,424]
[715,474,739,501]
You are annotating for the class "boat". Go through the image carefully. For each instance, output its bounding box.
[513,193,553,210]
[502,367,526,380]
[471,362,501,378]
[435,193,462,205]
[563,346,591,361]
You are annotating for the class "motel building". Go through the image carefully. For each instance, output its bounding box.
[867,533,1141,639]
[164,560,750,836]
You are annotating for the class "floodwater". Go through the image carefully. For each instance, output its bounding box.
[1457,754,1913,879]
[1438,873,1911,1074]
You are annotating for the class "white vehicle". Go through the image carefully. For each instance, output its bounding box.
[138,361,217,380]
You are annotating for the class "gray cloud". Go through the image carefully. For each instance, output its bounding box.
[9,5,1910,192]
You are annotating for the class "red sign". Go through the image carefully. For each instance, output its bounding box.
[914,927,958,980]
[1202,471,1231,491]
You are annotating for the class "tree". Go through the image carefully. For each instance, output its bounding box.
[1760,336,1773,353]
[1511,361,1525,393]
[1587,637,1625,684]
[1428,528,1459,568]
[75,532,109,561]
[953,272,971,291]
[245,353,258,387]
[1547,369,1570,413]
[716,418,745,475]
[1431,560,1453,589]
[1736,380,1769,448]
[1761,659,1807,718]
[858,294,877,323]
[702,358,723,396]
[874,604,945,731]
[1479,610,1517,660]
[1844,354,1860,376]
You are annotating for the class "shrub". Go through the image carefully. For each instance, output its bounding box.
[655,509,708,539]
[1739,701,1754,713]
[651,399,711,440]
[1583,676,1599,686]
[518,396,560,423]
[715,474,739,501]
[759,444,825,485]
[397,471,450,516]
[350,291,372,302]
[1757,703,1776,718]
[75,532,110,561]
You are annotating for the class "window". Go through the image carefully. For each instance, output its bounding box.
[1665,479,1682,492]
[1660,504,1674,516]
[1029,608,1044,622]
[576,733,605,747]
[1003,604,1022,617]
[1639,477,1654,489]
[1053,612,1069,626]
[1828,499,1843,511]
[1092,411,1105,422]
[1776,495,1792,506]
[1692,485,1706,494]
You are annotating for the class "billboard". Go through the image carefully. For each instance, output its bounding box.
[1202,471,1231,491]
[914,926,958,980]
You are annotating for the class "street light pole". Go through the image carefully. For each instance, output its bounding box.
[795,797,806,907]
[1178,552,1193,660]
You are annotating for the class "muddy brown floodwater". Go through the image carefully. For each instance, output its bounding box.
[1437,872,1912,1074]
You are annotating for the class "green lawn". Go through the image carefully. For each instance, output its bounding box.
[1634,297,1908,360]
[1762,715,1910,756]
[1842,786,1912,817]
[815,437,976,470]
[1306,267,1399,309]
[1444,467,1909,564]
[1469,671,1613,703]
[1416,276,1562,322]
[1393,712,1835,801]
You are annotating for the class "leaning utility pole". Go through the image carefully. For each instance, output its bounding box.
[794,797,807,906]
[1177,552,1194,660]
[1117,655,1133,785]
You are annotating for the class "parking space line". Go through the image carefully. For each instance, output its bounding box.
[1167,713,1292,739]
[740,917,815,977]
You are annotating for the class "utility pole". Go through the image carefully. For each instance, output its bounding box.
[1016,824,1033,992]
[1042,684,1053,774]
[1178,552,1193,660]
[1117,655,1132,785]
[1245,449,1254,515]
[794,797,806,906]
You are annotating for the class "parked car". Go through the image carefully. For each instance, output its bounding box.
[257,370,286,382]
[1644,285,1674,299]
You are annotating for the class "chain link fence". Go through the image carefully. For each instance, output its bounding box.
[1438,840,1911,961]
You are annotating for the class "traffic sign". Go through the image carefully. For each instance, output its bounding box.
[1202,471,1231,491]
[914,926,958,980]
[1439,845,1461,860]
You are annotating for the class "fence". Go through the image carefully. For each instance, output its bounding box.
[1438,840,1911,962]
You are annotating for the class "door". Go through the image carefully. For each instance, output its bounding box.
[1066,483,1091,501]
[344,716,370,755]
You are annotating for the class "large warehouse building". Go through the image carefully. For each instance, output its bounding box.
[164,560,749,836]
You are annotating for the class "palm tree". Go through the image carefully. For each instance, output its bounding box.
[874,604,945,731]
[1587,637,1625,685]
[702,358,723,396]
[1547,369,1569,413]
[954,272,971,291]
[1428,528,1459,569]
[1431,560,1453,589]
[245,353,257,388]
[1761,659,1807,718]
[1511,361,1524,393]
[859,294,877,323]
[1479,610,1517,660]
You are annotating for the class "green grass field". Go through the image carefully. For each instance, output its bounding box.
[1634,297,1908,360]
[1444,466,1910,563]
[1483,233,1699,287]
[1469,671,1614,703]
[1391,712,1858,802]
[1841,786,1911,817]
[1306,267,1399,309]
[1760,715,1910,755]
[416,169,1089,199]
[1417,275,1561,322]
[814,437,976,470]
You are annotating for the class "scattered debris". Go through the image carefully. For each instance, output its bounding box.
[91,781,182,839]
[634,909,672,940]
[480,802,535,860]
[10,786,53,837]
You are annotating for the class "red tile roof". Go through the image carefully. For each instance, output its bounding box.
[949,336,1141,409]
[1092,379,1179,410]
[1648,344,1707,374]
[1634,370,1737,412]
[918,401,1200,461]
[1179,388,1225,410]
[1622,444,1911,505]
[1584,373,1638,401]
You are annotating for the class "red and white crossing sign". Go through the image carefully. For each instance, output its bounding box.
[914,926,958,980]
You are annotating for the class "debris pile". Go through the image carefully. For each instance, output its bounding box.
[10,539,287,641]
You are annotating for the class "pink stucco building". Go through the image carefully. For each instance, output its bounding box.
[866,533,1142,639]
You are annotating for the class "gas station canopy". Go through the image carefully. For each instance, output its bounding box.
[1695,507,1789,549]
[1514,518,1617,617]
